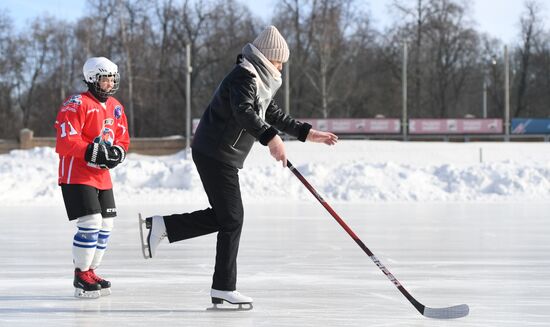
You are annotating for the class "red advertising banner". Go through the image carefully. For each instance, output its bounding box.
[408,119,503,134]
[300,118,401,134]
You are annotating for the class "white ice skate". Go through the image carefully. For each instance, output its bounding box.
[138,213,167,259]
[208,289,253,311]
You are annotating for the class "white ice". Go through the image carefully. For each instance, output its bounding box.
[1,140,550,326]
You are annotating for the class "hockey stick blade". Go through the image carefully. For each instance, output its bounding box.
[422,304,469,319]
[287,160,469,319]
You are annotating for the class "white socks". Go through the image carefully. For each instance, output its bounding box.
[73,214,114,271]
[90,218,114,270]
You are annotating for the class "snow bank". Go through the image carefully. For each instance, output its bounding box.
[1,140,549,205]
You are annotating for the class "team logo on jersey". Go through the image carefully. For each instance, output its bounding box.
[114,105,122,119]
[94,127,115,146]
[63,95,82,106]
[93,119,115,146]
[61,106,77,113]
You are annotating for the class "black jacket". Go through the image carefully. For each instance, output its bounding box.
[192,56,311,168]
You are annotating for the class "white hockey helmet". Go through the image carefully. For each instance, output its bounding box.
[82,57,120,98]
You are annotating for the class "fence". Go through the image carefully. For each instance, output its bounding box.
[2,118,549,155]
[0,129,187,155]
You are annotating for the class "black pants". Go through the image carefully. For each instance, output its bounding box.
[163,150,243,291]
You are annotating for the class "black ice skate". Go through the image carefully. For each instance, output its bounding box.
[73,268,101,299]
[138,213,167,259]
[208,289,253,311]
[89,269,111,296]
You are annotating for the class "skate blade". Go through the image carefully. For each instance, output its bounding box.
[100,287,111,296]
[207,299,253,311]
[74,288,101,299]
[138,213,152,259]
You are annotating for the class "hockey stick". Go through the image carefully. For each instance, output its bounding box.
[287,160,469,319]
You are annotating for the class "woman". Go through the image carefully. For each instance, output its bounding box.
[141,26,337,308]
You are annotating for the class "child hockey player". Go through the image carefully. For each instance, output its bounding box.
[140,26,337,309]
[55,57,130,298]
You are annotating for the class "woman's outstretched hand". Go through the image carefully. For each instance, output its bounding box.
[306,129,338,145]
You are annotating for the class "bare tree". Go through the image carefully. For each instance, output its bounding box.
[2,0,550,139]
[390,0,479,117]
[16,18,59,128]
[393,0,435,117]
[275,0,364,118]
[116,0,152,137]
[529,29,550,117]
[0,12,23,137]
[479,36,504,118]
[336,16,381,117]
[273,0,314,115]
[514,0,544,117]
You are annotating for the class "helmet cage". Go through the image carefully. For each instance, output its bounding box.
[90,72,120,98]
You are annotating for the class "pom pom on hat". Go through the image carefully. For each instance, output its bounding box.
[252,25,290,63]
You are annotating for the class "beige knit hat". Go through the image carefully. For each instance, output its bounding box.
[252,25,290,63]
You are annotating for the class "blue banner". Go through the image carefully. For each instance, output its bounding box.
[511,118,550,134]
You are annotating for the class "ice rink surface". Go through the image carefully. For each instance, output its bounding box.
[1,201,549,326]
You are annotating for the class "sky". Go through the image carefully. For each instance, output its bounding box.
[2,140,550,205]
[1,0,548,44]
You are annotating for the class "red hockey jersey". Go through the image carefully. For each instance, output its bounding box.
[54,91,130,190]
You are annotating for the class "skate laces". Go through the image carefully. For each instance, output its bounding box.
[77,270,98,284]
[88,269,104,283]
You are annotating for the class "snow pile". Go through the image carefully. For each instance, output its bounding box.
[1,140,549,205]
